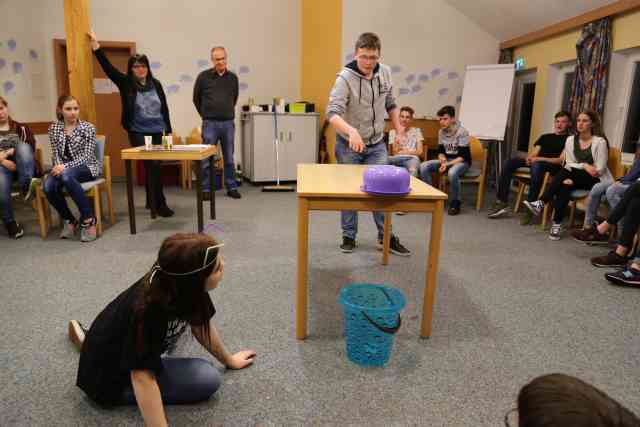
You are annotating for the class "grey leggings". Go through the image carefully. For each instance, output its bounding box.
[122,357,221,405]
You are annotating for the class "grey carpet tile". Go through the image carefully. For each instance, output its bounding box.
[1,183,638,426]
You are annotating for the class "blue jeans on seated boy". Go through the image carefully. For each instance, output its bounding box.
[44,165,94,222]
[388,155,420,176]
[201,119,237,192]
[335,134,388,241]
[419,160,469,204]
[496,158,561,204]
[0,143,35,224]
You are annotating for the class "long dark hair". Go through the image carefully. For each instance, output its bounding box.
[578,109,609,147]
[518,373,640,427]
[127,54,154,87]
[136,233,222,337]
[56,95,79,121]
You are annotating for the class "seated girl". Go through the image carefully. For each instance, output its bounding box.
[525,110,612,240]
[0,95,39,238]
[68,233,256,426]
[45,95,100,242]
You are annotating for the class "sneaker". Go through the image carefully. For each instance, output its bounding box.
[227,189,242,199]
[80,218,97,242]
[23,177,42,202]
[571,227,609,245]
[487,201,511,219]
[605,266,640,288]
[549,222,563,240]
[519,210,533,226]
[378,235,411,257]
[524,200,544,216]
[448,200,461,216]
[156,205,175,217]
[60,220,77,239]
[591,251,629,268]
[340,237,356,253]
[5,221,24,239]
[68,320,88,351]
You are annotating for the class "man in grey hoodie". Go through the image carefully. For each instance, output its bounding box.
[326,32,410,256]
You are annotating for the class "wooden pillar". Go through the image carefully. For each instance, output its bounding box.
[63,0,97,124]
[301,0,342,162]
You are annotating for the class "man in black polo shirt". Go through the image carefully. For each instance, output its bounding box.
[193,46,241,199]
[488,110,572,223]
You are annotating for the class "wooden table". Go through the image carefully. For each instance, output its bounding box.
[296,164,448,339]
[121,146,217,234]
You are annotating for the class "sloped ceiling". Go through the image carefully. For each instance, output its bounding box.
[444,0,617,42]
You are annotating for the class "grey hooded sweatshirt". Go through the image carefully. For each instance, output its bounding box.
[326,61,397,146]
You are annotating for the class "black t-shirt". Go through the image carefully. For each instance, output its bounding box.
[76,279,216,406]
[534,133,568,158]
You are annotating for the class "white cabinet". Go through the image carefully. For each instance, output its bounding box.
[240,112,319,183]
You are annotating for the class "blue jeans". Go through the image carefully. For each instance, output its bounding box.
[121,357,221,405]
[419,160,469,203]
[335,134,388,241]
[496,158,561,203]
[43,165,94,222]
[388,155,420,176]
[0,143,35,224]
[202,119,236,191]
[584,181,613,226]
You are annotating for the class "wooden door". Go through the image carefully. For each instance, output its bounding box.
[54,39,136,178]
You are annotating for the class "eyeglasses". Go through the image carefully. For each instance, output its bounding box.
[357,54,380,62]
[203,243,224,270]
[504,408,518,427]
[132,64,148,69]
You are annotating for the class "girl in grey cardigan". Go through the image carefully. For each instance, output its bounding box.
[525,111,611,240]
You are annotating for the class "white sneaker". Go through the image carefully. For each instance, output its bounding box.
[524,200,544,216]
[549,223,563,240]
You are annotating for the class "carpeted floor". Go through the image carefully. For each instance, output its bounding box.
[1,182,638,426]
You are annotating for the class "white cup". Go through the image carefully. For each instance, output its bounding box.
[144,135,152,150]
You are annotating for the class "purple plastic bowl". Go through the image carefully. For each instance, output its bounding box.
[360,165,411,195]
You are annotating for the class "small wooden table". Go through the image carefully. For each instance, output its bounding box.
[121,146,217,234]
[296,164,448,339]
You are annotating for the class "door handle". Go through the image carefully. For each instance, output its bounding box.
[279,131,284,141]
[288,131,292,142]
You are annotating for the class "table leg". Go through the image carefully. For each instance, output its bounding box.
[125,160,136,234]
[382,212,391,265]
[209,156,216,220]
[195,160,204,233]
[421,200,444,338]
[148,163,157,220]
[296,197,309,340]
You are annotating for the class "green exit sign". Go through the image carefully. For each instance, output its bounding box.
[515,57,525,70]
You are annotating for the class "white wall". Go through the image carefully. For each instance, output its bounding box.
[342,0,500,119]
[1,0,301,142]
[0,0,53,121]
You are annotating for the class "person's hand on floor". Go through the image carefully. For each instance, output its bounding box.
[226,350,256,370]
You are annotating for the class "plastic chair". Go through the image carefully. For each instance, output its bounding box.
[438,137,487,211]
